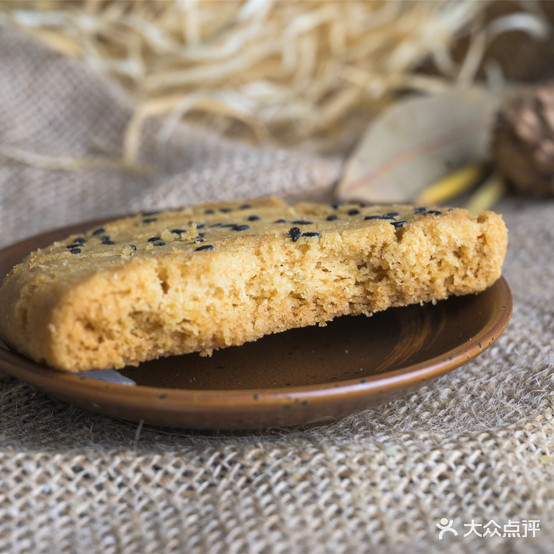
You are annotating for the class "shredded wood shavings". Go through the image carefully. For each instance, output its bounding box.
[0,144,149,173]
[0,0,548,159]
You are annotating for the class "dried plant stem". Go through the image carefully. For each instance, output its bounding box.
[417,164,487,205]
[466,174,506,214]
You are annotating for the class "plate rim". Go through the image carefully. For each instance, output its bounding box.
[0,218,513,416]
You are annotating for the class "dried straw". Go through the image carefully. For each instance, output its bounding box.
[0,0,549,159]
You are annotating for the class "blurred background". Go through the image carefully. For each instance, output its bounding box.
[2,0,554,218]
[2,0,554,154]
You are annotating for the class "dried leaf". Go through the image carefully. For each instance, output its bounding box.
[337,87,503,204]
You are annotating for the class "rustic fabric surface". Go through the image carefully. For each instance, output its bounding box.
[0,26,553,554]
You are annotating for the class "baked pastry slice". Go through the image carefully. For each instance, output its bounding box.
[0,198,507,372]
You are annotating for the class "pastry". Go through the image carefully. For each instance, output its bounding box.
[0,197,507,372]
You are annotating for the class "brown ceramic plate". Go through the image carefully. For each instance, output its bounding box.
[0,219,512,430]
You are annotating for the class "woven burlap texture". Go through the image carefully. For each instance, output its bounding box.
[0,26,553,554]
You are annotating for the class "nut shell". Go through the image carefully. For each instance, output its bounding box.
[492,83,554,197]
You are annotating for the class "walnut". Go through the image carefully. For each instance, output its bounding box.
[492,83,554,197]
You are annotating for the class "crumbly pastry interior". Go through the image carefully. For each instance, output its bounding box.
[0,197,507,372]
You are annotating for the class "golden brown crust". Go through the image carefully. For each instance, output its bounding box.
[0,198,507,372]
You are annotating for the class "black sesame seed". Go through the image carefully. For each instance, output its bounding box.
[153,240,166,246]
[414,207,427,213]
[196,224,206,229]
[69,248,82,254]
[330,203,340,209]
[220,223,236,228]
[302,232,321,238]
[233,224,249,231]
[147,237,160,242]
[289,227,302,242]
[142,218,157,224]
[240,204,252,210]
[219,208,232,213]
[347,209,360,216]
[171,229,187,234]
[66,244,81,249]
[209,223,222,228]
[73,237,86,244]
[364,215,383,220]
[248,215,260,221]
[195,245,214,251]
[204,209,215,215]
[92,228,105,236]
[129,244,137,252]
[100,235,110,241]
[142,210,160,216]
[102,240,115,245]
[326,215,339,221]
[197,232,205,237]
[291,220,313,225]
[427,209,442,215]
[391,220,407,228]
[383,212,399,218]
[275,219,286,223]
[194,238,205,243]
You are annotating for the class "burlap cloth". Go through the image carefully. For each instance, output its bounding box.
[0,27,552,554]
